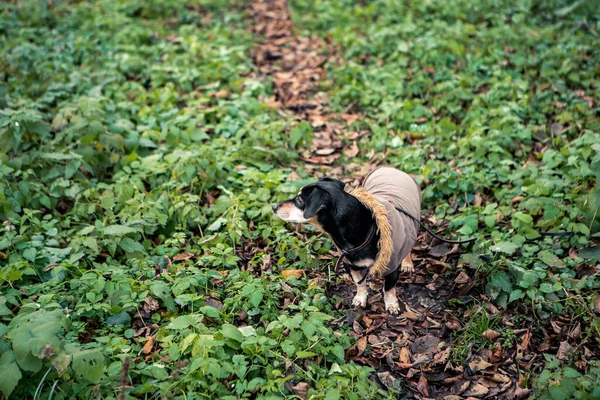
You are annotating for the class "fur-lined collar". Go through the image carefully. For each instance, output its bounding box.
[350,188,393,277]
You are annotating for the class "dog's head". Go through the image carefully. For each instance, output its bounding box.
[272,177,345,223]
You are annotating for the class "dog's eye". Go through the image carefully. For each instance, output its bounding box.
[296,196,304,206]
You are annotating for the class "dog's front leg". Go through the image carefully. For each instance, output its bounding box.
[351,269,368,308]
[383,268,400,314]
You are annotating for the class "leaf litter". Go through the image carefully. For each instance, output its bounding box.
[246,1,600,398]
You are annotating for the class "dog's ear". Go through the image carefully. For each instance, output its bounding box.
[318,177,345,191]
[303,187,328,219]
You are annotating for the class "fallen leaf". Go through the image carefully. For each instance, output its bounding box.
[463,382,489,397]
[281,269,303,279]
[482,329,501,341]
[173,252,194,261]
[468,357,492,373]
[356,336,367,356]
[557,341,572,360]
[515,387,531,399]
[416,375,429,396]
[454,271,471,284]
[434,346,451,364]
[399,347,411,364]
[400,309,420,321]
[520,330,532,350]
[291,382,308,399]
[343,141,359,158]
[143,296,159,313]
[142,336,155,354]
[594,293,600,314]
[314,148,336,156]
[377,371,398,389]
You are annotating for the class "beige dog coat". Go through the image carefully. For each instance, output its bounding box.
[351,167,422,277]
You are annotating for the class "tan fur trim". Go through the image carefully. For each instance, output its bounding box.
[350,188,393,277]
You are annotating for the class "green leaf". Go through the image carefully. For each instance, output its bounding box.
[249,290,263,307]
[103,225,137,236]
[513,212,533,223]
[168,315,200,330]
[509,289,524,303]
[539,283,555,293]
[106,311,131,326]
[325,388,341,400]
[489,271,512,293]
[578,246,600,260]
[295,351,317,358]
[490,241,519,254]
[199,306,220,319]
[72,349,105,383]
[119,237,145,253]
[0,351,22,398]
[538,251,564,268]
[221,324,243,343]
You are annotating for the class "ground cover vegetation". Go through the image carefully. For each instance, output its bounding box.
[0,0,598,399]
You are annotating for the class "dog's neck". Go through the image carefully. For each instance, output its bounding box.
[316,192,379,258]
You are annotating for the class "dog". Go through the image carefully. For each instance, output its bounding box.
[273,166,422,313]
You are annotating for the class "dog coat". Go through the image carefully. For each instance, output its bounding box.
[351,167,422,277]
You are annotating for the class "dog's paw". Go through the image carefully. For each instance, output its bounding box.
[385,299,401,314]
[352,293,367,308]
[400,260,414,273]
[384,291,400,314]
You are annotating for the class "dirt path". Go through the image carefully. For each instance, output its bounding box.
[246,1,536,398]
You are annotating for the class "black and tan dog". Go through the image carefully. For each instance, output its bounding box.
[273,167,422,313]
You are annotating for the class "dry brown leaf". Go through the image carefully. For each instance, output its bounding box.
[143,296,159,313]
[400,309,420,321]
[468,357,493,373]
[291,382,308,400]
[446,318,461,330]
[454,271,471,284]
[281,269,303,279]
[515,387,531,399]
[482,329,501,341]
[314,147,337,156]
[356,336,367,356]
[557,341,573,360]
[434,346,451,364]
[343,141,359,158]
[416,375,429,396]
[142,336,155,355]
[594,293,600,314]
[464,383,489,397]
[399,347,411,364]
[520,330,532,350]
[484,373,511,383]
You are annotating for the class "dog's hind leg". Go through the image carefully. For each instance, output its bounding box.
[400,253,414,273]
[350,269,368,308]
[383,268,400,314]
